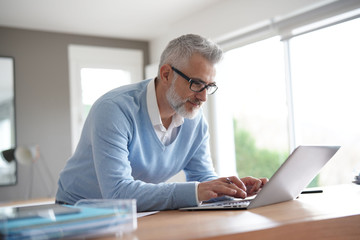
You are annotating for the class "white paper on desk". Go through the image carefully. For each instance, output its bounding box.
[137,211,158,218]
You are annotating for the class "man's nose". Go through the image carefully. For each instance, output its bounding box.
[196,89,207,102]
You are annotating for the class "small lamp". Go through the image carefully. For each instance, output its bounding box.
[1,145,54,198]
[1,146,40,165]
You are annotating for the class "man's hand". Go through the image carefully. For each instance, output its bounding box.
[197,176,268,202]
[240,176,268,197]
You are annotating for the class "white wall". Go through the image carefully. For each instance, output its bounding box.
[0,27,148,203]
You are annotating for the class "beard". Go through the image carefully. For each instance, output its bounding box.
[166,79,202,119]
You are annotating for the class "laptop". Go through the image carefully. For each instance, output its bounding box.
[180,145,340,211]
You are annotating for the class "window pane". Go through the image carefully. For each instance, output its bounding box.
[80,68,131,118]
[217,37,289,179]
[0,119,11,167]
[290,18,360,185]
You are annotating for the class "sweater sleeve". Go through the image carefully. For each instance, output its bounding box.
[89,99,198,211]
[183,117,218,182]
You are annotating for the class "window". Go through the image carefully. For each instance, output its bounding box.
[0,119,11,167]
[216,37,289,179]
[68,45,143,152]
[216,15,360,186]
[290,17,360,185]
[80,68,131,119]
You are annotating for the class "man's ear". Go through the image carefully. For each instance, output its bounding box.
[159,64,172,85]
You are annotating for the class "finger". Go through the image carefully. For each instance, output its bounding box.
[260,178,269,187]
[210,178,246,198]
[213,183,238,196]
[205,190,218,200]
[248,179,262,195]
[241,176,262,195]
[249,178,268,196]
[226,176,246,192]
[222,177,247,198]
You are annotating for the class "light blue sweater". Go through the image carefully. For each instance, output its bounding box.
[56,79,217,211]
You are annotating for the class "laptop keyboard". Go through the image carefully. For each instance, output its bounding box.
[203,199,251,208]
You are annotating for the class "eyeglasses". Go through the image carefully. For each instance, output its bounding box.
[171,66,218,95]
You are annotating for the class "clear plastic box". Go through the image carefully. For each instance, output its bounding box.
[74,199,137,238]
[0,199,137,239]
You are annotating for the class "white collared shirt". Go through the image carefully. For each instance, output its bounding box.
[146,78,200,205]
[146,78,184,146]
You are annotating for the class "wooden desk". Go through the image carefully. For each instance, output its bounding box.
[2,185,360,239]
[127,184,360,240]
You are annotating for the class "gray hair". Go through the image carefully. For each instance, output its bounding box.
[157,34,223,78]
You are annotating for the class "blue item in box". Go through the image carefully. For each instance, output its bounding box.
[0,199,137,240]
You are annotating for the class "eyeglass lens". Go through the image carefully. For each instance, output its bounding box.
[190,81,217,94]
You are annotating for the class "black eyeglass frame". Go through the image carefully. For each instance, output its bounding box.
[171,66,218,95]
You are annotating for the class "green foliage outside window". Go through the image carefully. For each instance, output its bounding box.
[233,120,288,179]
[233,120,319,187]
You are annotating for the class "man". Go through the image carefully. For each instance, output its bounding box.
[56,34,267,212]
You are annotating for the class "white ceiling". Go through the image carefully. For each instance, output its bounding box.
[0,0,222,41]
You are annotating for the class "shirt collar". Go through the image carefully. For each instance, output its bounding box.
[146,78,184,128]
